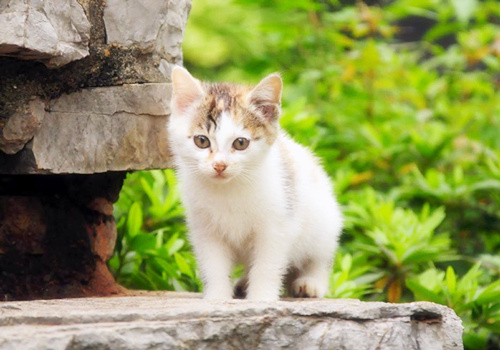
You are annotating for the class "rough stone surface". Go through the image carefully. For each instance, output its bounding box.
[0,294,464,350]
[0,0,191,301]
[0,83,173,174]
[32,83,172,173]
[0,0,91,67]
[0,98,45,154]
[104,0,191,70]
[0,0,191,168]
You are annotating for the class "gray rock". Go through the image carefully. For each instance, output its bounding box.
[104,0,191,65]
[0,98,45,154]
[29,83,173,173]
[0,293,463,350]
[0,0,192,174]
[0,0,90,67]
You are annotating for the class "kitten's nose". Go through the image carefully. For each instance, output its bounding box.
[213,162,227,174]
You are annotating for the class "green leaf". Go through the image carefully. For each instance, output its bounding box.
[340,253,353,272]
[406,279,446,304]
[130,271,157,290]
[168,239,185,257]
[152,257,179,278]
[446,266,456,295]
[474,280,500,305]
[155,229,165,250]
[126,202,143,238]
[129,233,156,253]
[174,253,194,279]
[140,177,159,208]
[450,0,477,23]
[145,266,170,290]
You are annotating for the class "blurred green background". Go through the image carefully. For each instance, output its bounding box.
[110,1,500,348]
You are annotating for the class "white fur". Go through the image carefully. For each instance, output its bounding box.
[168,69,342,301]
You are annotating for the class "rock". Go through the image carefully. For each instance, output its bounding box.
[88,197,114,216]
[0,98,45,154]
[104,0,191,69]
[0,0,91,68]
[103,0,169,49]
[0,0,191,172]
[27,83,173,174]
[0,0,191,302]
[0,294,463,350]
[89,219,116,261]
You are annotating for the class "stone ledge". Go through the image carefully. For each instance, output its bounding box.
[0,83,173,174]
[0,293,463,350]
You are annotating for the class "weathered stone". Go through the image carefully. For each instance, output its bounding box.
[104,0,191,71]
[16,83,173,174]
[89,219,116,261]
[0,0,91,67]
[0,294,464,350]
[48,82,171,116]
[0,0,192,301]
[88,197,114,216]
[104,0,169,49]
[0,98,45,154]
[155,0,192,68]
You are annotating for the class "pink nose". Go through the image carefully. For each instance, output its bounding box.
[213,162,227,174]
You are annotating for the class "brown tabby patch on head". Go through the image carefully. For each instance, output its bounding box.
[190,82,279,144]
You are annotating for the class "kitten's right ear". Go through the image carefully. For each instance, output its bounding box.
[171,66,204,114]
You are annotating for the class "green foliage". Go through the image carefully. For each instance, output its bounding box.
[110,170,201,292]
[113,1,500,348]
[407,264,500,348]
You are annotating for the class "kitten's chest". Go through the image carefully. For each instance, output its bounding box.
[206,191,258,231]
[188,184,268,242]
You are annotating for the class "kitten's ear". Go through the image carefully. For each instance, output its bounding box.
[171,66,204,115]
[247,73,282,122]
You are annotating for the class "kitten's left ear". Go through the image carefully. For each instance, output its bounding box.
[247,73,282,122]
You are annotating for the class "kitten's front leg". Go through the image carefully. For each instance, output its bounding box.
[191,232,234,300]
[246,228,290,301]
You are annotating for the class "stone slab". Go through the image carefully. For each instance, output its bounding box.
[0,293,463,350]
[0,0,90,67]
[24,83,173,174]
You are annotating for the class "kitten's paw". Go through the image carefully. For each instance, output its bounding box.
[246,289,280,301]
[292,277,326,298]
[233,277,248,299]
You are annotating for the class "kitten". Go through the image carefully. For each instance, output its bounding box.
[168,66,342,301]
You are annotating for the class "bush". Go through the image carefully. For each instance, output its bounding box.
[111,1,500,348]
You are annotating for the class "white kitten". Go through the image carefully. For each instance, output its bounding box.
[168,66,342,301]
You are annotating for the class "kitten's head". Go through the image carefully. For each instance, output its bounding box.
[169,67,282,184]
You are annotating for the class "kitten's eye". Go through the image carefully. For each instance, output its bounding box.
[232,137,250,151]
[194,135,210,149]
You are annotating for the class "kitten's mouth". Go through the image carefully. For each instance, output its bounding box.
[213,172,232,182]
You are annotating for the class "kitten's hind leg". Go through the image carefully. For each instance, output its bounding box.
[290,259,330,298]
